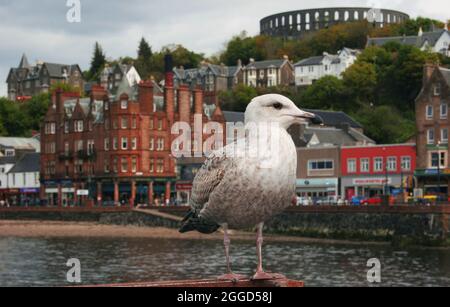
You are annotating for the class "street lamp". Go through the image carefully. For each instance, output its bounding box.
[437,141,441,202]
[383,147,389,196]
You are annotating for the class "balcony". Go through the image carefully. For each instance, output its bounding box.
[77,149,97,161]
[59,152,74,161]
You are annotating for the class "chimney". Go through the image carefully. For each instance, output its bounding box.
[164,54,174,87]
[91,85,107,101]
[423,62,436,83]
[418,27,423,37]
[283,55,289,60]
[138,80,154,115]
[178,85,191,123]
[194,86,204,116]
[237,59,242,68]
[249,58,255,63]
[164,54,175,124]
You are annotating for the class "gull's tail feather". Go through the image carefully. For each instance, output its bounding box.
[179,209,220,234]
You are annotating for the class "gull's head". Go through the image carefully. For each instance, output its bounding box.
[245,94,323,129]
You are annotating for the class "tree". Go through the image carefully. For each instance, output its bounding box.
[135,37,153,79]
[0,98,30,137]
[20,93,51,132]
[219,84,258,112]
[220,32,265,66]
[299,76,349,111]
[342,62,377,104]
[88,42,106,81]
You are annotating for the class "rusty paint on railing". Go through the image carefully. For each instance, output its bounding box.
[79,278,304,288]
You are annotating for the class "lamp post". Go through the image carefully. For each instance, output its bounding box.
[383,148,389,196]
[437,141,441,202]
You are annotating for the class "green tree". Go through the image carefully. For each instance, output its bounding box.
[20,93,51,132]
[220,32,265,66]
[0,98,30,137]
[135,37,153,79]
[88,42,106,81]
[299,76,349,111]
[219,84,258,112]
[342,62,377,103]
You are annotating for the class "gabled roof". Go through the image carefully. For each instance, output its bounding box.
[223,111,245,123]
[295,56,325,66]
[7,153,40,174]
[18,54,31,69]
[43,63,80,78]
[0,137,40,152]
[439,67,450,87]
[367,30,448,49]
[304,109,363,129]
[245,59,288,70]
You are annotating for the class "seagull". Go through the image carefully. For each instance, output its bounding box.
[179,94,323,281]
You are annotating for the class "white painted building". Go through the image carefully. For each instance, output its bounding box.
[367,27,450,57]
[294,48,360,86]
[5,153,40,206]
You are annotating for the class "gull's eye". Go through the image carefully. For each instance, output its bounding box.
[273,103,283,110]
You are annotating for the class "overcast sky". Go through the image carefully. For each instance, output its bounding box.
[0,0,449,96]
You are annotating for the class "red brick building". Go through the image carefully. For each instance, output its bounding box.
[40,55,225,207]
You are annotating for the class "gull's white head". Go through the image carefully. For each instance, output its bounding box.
[245,94,323,129]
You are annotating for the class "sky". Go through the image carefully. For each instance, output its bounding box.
[0,0,449,96]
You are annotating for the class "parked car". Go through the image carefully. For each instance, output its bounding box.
[361,197,382,205]
[351,196,366,206]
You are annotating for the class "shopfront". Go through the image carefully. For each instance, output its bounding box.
[296,178,339,203]
[341,175,410,200]
[176,182,193,206]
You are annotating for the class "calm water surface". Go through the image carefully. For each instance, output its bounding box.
[0,237,449,287]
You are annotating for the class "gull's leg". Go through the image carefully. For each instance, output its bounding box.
[217,224,246,281]
[252,222,285,280]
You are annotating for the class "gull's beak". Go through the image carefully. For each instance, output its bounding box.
[293,109,324,125]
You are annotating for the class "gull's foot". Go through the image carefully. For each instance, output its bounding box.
[217,273,247,282]
[251,271,286,281]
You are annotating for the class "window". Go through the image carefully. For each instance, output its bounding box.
[131,157,137,173]
[441,103,448,119]
[64,142,70,155]
[157,138,165,151]
[442,128,449,144]
[347,159,357,173]
[308,160,333,170]
[387,157,397,171]
[76,140,83,152]
[131,137,137,150]
[427,129,435,144]
[374,157,383,172]
[149,159,154,173]
[104,159,110,173]
[113,119,118,129]
[113,157,118,173]
[87,140,95,155]
[104,101,109,110]
[157,159,164,173]
[104,138,110,151]
[132,117,137,129]
[360,158,370,173]
[150,138,154,151]
[434,83,441,96]
[431,152,446,168]
[64,121,69,134]
[121,117,128,129]
[121,157,128,173]
[401,157,411,171]
[113,137,118,150]
[121,99,128,109]
[426,105,433,120]
[158,119,163,131]
[75,120,84,132]
[121,137,128,150]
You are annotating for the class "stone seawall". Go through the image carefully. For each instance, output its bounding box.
[0,206,449,246]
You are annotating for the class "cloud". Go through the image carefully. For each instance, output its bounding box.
[1,0,449,96]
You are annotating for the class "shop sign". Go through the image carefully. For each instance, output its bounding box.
[45,188,58,194]
[20,188,39,194]
[176,183,193,191]
[76,190,89,196]
[352,178,391,185]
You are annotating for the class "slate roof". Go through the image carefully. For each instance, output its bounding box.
[304,109,363,129]
[245,59,288,70]
[7,153,40,174]
[0,156,17,165]
[440,67,450,87]
[223,111,245,123]
[0,137,40,152]
[367,30,448,49]
[295,56,325,66]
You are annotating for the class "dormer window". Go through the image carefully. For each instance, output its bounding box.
[434,83,441,96]
[121,99,128,109]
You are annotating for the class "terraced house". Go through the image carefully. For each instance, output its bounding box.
[6,54,84,101]
[40,55,226,208]
[415,64,450,196]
